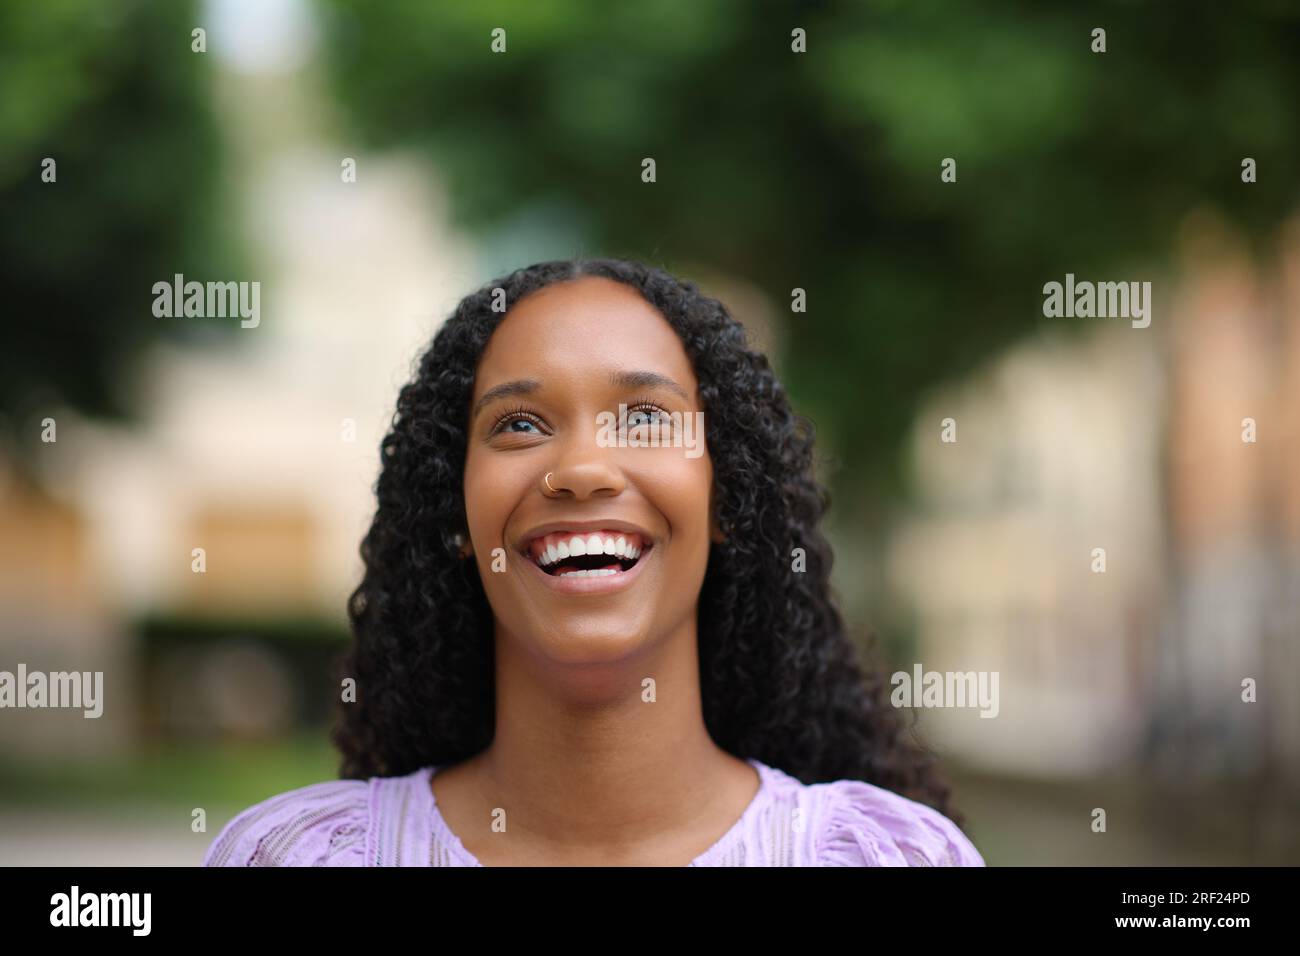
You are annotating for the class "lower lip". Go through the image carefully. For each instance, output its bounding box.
[522,545,655,595]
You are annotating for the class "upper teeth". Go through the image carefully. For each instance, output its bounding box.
[531,532,644,568]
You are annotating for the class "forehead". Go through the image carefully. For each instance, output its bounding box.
[472,276,698,396]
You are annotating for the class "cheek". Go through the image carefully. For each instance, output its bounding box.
[463,452,525,541]
[638,452,713,543]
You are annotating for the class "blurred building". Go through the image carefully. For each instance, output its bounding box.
[0,28,476,757]
[0,465,133,758]
[889,210,1300,786]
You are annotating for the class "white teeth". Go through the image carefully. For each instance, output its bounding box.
[531,531,649,569]
[558,568,619,577]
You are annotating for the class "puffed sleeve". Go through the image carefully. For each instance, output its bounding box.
[815,779,986,867]
[202,779,371,867]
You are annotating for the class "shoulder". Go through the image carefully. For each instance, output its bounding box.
[812,776,986,867]
[202,777,372,867]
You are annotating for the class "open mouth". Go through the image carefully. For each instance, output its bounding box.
[525,531,652,579]
[542,552,641,577]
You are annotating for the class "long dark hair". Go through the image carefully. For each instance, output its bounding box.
[330,257,965,828]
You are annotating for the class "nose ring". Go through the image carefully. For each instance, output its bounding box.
[544,472,558,494]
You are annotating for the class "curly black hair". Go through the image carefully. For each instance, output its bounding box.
[330,256,966,829]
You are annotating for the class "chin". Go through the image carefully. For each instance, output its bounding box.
[525,620,656,668]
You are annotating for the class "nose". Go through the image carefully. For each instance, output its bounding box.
[544,419,627,499]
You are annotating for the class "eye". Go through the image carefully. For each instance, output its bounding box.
[624,398,673,431]
[488,399,673,438]
[489,404,547,437]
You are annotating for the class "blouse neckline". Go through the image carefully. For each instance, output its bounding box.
[422,757,770,867]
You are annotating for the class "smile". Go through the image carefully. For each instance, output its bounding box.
[521,529,656,595]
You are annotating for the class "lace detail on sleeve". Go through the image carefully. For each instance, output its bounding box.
[202,779,370,867]
[815,779,986,867]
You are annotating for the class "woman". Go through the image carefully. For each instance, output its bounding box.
[203,257,985,867]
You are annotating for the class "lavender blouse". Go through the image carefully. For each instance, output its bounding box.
[202,756,985,867]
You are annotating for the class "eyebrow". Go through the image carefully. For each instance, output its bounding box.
[472,369,690,420]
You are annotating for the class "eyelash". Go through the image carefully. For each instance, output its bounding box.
[488,396,670,436]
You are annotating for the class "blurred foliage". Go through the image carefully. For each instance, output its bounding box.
[316,0,1300,512]
[4,0,1300,515]
[0,729,337,810]
[0,0,236,452]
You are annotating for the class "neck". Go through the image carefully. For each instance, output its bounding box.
[473,614,736,854]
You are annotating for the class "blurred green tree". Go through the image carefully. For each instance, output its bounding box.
[4,0,1299,516]
[315,0,1300,513]
[0,0,233,451]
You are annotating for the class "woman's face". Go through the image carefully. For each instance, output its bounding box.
[463,276,718,665]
